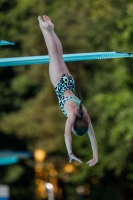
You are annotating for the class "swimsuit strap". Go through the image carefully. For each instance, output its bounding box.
[70,96,81,110]
[64,96,82,116]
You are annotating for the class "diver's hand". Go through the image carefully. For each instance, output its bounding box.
[38,16,48,29]
[68,153,82,163]
[86,157,98,167]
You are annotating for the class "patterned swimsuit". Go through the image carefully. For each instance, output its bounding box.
[55,74,77,117]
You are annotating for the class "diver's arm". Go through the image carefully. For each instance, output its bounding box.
[64,118,73,154]
[64,112,82,163]
[87,120,98,166]
[82,106,98,166]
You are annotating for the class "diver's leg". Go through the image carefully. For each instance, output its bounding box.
[43,15,71,76]
[38,16,64,87]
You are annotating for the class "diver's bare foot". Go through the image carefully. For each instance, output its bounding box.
[43,15,54,29]
[38,16,49,29]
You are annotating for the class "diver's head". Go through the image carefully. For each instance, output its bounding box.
[72,116,89,136]
[72,94,89,136]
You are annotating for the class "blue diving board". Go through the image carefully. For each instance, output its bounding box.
[0,151,33,166]
[0,52,133,67]
[0,40,15,46]
[0,157,18,166]
[0,150,33,158]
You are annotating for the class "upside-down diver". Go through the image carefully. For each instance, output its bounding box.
[38,15,98,166]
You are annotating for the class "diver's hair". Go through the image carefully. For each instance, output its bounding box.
[73,94,89,136]
[73,117,89,136]
[78,94,84,117]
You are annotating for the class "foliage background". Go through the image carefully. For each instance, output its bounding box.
[0,0,133,200]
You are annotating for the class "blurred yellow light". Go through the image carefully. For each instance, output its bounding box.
[35,178,44,185]
[49,169,58,176]
[91,177,99,184]
[49,178,58,184]
[54,185,58,193]
[46,163,54,169]
[35,164,43,173]
[34,149,46,162]
[35,178,47,199]
[63,164,74,173]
